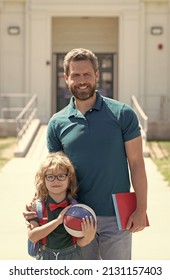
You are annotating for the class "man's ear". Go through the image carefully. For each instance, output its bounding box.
[96,70,99,81]
[64,73,68,84]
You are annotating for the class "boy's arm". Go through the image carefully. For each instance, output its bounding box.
[27,206,70,243]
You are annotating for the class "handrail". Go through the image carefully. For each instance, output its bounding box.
[16,94,37,121]
[15,94,38,143]
[0,93,30,119]
[131,95,148,139]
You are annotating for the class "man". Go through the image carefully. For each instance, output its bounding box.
[25,48,148,260]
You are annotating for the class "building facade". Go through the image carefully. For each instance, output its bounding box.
[0,0,170,139]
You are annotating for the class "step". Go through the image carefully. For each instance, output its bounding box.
[14,119,41,157]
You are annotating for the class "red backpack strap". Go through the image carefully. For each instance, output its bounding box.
[35,200,48,245]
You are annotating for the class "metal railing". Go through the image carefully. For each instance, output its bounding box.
[0,93,30,119]
[15,94,38,143]
[131,95,148,141]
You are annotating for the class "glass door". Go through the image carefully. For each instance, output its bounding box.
[56,54,71,111]
[97,53,114,99]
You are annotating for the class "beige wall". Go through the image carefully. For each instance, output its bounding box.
[0,2,25,93]
[144,1,170,122]
[52,17,118,53]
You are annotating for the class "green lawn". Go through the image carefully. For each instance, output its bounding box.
[158,141,170,154]
[148,141,170,186]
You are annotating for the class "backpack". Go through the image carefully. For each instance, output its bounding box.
[28,198,77,257]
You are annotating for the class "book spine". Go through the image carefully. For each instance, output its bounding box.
[112,195,122,230]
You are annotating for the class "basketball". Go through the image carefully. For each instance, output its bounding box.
[63,204,97,237]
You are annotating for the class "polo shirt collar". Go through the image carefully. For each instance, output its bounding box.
[68,91,103,117]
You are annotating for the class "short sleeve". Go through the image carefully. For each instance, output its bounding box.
[47,117,63,152]
[120,104,141,142]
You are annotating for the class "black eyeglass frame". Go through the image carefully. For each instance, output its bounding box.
[45,173,68,182]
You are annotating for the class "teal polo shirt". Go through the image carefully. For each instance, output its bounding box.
[47,91,141,216]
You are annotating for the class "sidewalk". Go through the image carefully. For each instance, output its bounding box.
[132,158,170,259]
[0,131,170,259]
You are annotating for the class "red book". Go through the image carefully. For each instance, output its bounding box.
[112,192,149,230]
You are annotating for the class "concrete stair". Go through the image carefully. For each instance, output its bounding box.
[26,124,48,160]
[14,119,41,157]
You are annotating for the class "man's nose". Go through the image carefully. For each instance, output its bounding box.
[78,75,87,84]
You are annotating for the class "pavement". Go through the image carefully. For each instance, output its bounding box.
[0,126,170,260]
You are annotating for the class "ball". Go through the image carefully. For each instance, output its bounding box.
[63,204,97,237]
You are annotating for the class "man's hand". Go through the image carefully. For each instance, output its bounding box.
[126,210,147,233]
[23,202,37,222]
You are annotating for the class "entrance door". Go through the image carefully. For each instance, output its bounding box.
[55,53,117,112]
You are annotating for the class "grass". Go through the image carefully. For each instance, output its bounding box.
[0,137,17,169]
[158,141,170,154]
[148,141,170,186]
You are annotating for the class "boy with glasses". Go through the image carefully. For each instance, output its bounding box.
[27,152,96,260]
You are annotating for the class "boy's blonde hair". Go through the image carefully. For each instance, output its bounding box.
[34,152,78,201]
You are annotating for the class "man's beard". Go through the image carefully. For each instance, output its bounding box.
[68,84,96,101]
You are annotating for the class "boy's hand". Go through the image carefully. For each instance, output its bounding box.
[57,206,71,225]
[77,216,97,247]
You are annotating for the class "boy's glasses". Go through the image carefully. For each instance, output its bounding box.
[45,174,68,182]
